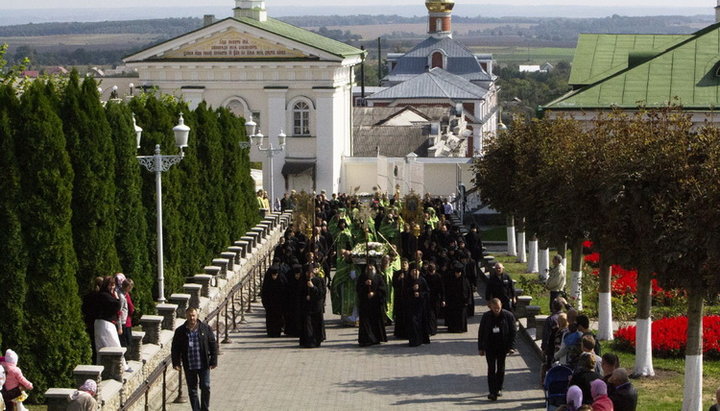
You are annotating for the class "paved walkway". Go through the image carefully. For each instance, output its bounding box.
[170,284,546,410]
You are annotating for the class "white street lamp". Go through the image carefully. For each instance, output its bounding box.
[136,113,191,303]
[246,115,285,211]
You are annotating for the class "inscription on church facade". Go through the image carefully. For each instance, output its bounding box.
[164,30,305,59]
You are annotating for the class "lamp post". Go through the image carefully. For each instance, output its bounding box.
[135,113,191,303]
[245,116,285,211]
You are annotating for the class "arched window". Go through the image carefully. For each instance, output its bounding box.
[293,101,310,135]
[431,51,444,69]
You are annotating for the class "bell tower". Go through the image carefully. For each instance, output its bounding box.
[426,0,455,39]
[234,0,267,22]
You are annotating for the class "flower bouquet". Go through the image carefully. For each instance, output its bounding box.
[351,242,389,265]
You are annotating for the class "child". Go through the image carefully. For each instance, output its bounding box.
[2,349,33,411]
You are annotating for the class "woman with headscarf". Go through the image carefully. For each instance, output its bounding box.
[443,262,471,333]
[261,265,287,337]
[356,264,388,346]
[590,379,614,411]
[297,263,326,348]
[404,264,431,347]
[565,385,583,411]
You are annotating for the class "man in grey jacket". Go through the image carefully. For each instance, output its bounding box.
[545,254,566,311]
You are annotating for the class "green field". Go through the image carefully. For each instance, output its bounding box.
[470,46,576,65]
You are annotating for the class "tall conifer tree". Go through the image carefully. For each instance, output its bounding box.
[195,102,229,255]
[62,72,120,291]
[106,101,153,315]
[0,84,27,352]
[16,81,89,398]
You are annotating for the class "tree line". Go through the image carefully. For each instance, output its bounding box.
[473,108,720,410]
[0,62,258,400]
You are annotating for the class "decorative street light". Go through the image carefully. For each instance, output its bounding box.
[135,113,190,303]
[245,115,285,210]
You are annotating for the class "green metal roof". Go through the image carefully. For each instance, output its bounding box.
[569,33,689,86]
[125,16,364,62]
[545,22,720,110]
[232,16,364,59]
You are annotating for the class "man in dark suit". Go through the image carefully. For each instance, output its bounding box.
[478,297,517,401]
[172,307,218,411]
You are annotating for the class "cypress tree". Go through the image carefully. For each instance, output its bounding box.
[179,109,208,274]
[61,72,120,291]
[105,101,153,315]
[0,84,27,353]
[16,80,89,399]
[217,108,257,238]
[195,102,229,255]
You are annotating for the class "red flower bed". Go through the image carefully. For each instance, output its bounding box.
[582,240,672,299]
[614,315,720,357]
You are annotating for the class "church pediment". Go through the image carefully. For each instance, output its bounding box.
[124,17,360,63]
[162,29,305,60]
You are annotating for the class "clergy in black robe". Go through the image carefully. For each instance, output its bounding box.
[405,266,431,347]
[392,259,410,339]
[356,264,388,346]
[261,265,287,337]
[283,264,303,337]
[444,263,471,333]
[460,252,477,317]
[485,263,516,312]
[423,263,445,335]
[297,265,326,348]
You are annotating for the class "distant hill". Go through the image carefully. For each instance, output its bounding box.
[0,13,713,68]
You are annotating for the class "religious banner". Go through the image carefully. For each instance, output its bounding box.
[163,29,306,59]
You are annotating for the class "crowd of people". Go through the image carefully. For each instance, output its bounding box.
[81,273,136,373]
[259,191,483,349]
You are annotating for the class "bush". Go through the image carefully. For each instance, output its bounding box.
[614,315,720,358]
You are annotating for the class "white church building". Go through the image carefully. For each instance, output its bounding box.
[123,0,498,200]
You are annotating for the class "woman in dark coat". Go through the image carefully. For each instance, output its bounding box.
[423,262,445,335]
[392,259,410,339]
[444,262,471,333]
[357,264,388,346]
[261,265,287,337]
[405,265,431,347]
[283,263,303,337]
[297,264,326,348]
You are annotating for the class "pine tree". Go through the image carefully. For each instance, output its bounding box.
[16,80,89,399]
[0,84,27,353]
[61,72,120,291]
[105,101,153,316]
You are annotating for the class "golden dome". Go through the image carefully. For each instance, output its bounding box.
[425,0,455,12]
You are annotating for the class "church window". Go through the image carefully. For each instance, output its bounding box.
[293,101,310,135]
[431,52,444,69]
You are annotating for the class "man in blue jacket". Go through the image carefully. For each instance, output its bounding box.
[172,307,218,411]
[478,298,517,401]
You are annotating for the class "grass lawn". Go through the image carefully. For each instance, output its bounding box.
[468,46,576,65]
[492,253,720,409]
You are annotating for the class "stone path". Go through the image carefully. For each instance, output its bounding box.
[169,285,546,410]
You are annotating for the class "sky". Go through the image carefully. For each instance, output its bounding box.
[0,0,715,9]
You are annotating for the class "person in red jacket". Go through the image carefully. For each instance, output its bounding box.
[590,379,614,411]
[1,349,33,411]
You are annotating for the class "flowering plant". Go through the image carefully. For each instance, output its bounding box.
[614,315,720,358]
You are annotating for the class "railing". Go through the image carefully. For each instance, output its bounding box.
[118,239,274,411]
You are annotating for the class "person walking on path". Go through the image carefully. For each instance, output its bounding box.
[356,264,388,346]
[485,263,516,312]
[171,307,218,411]
[478,298,517,401]
[545,255,566,310]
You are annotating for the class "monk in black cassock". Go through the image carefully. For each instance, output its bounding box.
[405,265,431,347]
[261,265,287,337]
[423,262,445,335]
[392,259,410,339]
[357,264,388,346]
[444,262,471,333]
[283,263,302,337]
[297,263,326,348]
